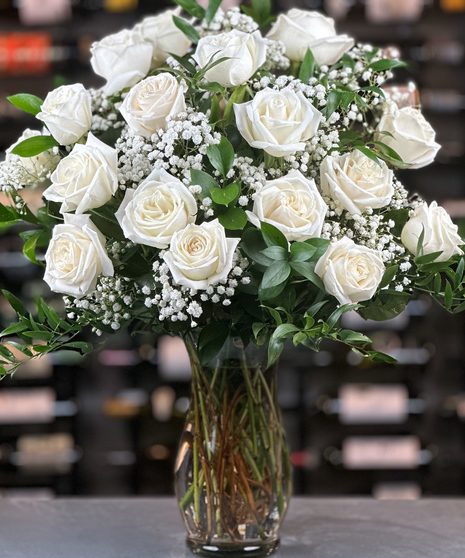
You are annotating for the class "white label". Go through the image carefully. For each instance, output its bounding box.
[343,436,420,469]
[339,384,408,424]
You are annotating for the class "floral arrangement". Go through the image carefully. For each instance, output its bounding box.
[0,0,463,378]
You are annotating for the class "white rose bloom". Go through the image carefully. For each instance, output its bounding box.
[192,30,267,87]
[36,84,92,146]
[320,150,394,215]
[234,87,322,157]
[44,213,114,298]
[134,8,191,67]
[116,168,197,249]
[266,9,354,66]
[163,220,240,290]
[4,129,60,185]
[247,170,327,241]
[119,74,186,138]
[375,101,440,169]
[90,29,153,95]
[43,132,118,215]
[315,236,385,305]
[401,202,463,262]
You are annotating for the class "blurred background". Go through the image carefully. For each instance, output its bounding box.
[1,0,465,501]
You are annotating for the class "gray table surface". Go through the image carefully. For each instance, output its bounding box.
[0,497,464,557]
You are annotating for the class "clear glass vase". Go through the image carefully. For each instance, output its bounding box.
[175,334,292,558]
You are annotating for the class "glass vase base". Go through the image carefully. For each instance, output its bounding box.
[186,538,280,558]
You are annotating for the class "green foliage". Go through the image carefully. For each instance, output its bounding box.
[207,136,235,177]
[190,169,219,198]
[299,49,318,84]
[210,183,240,206]
[218,207,248,230]
[10,135,59,157]
[172,0,205,20]
[241,0,274,28]
[173,15,201,43]
[7,93,43,115]
[197,320,229,364]
[205,0,222,24]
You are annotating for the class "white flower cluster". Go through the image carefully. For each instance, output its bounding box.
[89,88,125,134]
[199,7,259,35]
[65,275,138,334]
[116,110,221,190]
[143,250,250,327]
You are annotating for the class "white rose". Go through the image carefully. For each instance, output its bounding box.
[401,201,463,262]
[234,87,322,157]
[134,8,191,67]
[90,29,153,95]
[116,168,197,249]
[374,101,440,169]
[163,220,240,290]
[192,30,267,87]
[315,236,385,305]
[43,132,118,215]
[247,170,327,241]
[320,150,394,215]
[44,213,114,298]
[4,129,60,185]
[36,84,92,146]
[119,74,186,138]
[266,9,354,66]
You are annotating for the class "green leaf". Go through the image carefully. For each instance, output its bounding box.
[325,90,341,119]
[326,303,356,330]
[379,265,398,289]
[218,207,247,230]
[258,282,287,301]
[415,251,444,265]
[341,53,355,70]
[22,331,53,341]
[252,0,271,21]
[10,135,59,157]
[299,49,317,84]
[173,15,200,43]
[0,204,19,224]
[207,137,235,177]
[293,331,308,346]
[172,0,205,20]
[339,130,361,146]
[89,205,125,241]
[20,229,45,266]
[220,84,247,127]
[210,93,221,124]
[261,246,288,261]
[205,0,222,24]
[364,350,397,364]
[385,208,409,237]
[63,341,93,354]
[198,320,229,364]
[261,260,291,289]
[444,281,453,310]
[240,228,272,267]
[168,52,197,75]
[290,261,324,290]
[210,183,240,206]
[0,322,29,337]
[359,292,409,321]
[2,290,24,315]
[118,251,151,278]
[268,323,299,365]
[368,59,406,72]
[355,145,382,167]
[7,341,33,357]
[190,169,219,198]
[339,330,371,344]
[455,258,464,289]
[305,300,328,318]
[0,344,15,362]
[291,239,329,263]
[260,222,288,250]
[7,93,43,115]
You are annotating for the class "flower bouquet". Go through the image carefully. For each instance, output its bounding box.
[1,0,464,556]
